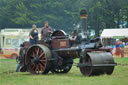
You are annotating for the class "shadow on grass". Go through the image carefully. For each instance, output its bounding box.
[0,69,113,78]
[21,71,114,78]
[21,71,85,78]
[1,70,16,74]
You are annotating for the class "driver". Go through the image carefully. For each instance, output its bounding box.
[41,21,53,40]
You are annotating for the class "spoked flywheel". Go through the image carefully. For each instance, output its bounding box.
[25,44,52,74]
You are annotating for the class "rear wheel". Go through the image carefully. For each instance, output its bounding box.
[25,44,52,74]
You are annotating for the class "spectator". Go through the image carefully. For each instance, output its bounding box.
[126,42,128,45]
[120,41,125,58]
[29,24,38,45]
[115,39,121,57]
[115,39,120,48]
[16,43,24,72]
[41,21,53,40]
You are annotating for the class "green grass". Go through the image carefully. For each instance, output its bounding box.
[0,58,128,85]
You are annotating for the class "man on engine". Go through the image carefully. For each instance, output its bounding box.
[41,21,53,40]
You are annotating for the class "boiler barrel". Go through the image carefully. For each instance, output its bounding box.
[55,48,81,59]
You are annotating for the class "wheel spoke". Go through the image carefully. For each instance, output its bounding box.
[39,52,44,59]
[35,48,37,54]
[33,51,35,57]
[35,64,39,73]
[39,63,44,71]
[40,61,45,67]
[31,55,34,58]
[36,48,40,56]
[40,60,46,64]
[32,64,36,71]
[41,57,46,60]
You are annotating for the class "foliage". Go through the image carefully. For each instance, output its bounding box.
[0,0,128,36]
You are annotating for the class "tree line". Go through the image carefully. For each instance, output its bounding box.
[0,0,128,36]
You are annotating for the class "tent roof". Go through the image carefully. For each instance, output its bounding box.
[101,28,128,38]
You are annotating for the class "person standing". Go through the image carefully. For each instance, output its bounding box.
[29,24,38,45]
[16,54,22,72]
[16,43,24,72]
[115,39,122,57]
[120,42,125,58]
[41,21,53,40]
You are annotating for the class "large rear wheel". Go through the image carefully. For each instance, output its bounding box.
[25,44,52,74]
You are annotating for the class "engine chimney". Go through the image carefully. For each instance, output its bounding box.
[80,9,88,39]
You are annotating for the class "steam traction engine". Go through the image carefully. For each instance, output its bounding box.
[20,10,116,76]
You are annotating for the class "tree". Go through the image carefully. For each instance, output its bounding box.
[0,0,128,34]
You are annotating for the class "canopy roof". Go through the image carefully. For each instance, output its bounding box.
[101,28,128,38]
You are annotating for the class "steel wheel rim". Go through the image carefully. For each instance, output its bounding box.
[106,66,114,75]
[80,55,92,76]
[27,46,47,74]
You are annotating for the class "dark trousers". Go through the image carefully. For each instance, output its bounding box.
[30,39,38,45]
[16,63,21,72]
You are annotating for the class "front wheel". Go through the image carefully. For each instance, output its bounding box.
[79,55,92,76]
[51,58,73,73]
[51,65,72,73]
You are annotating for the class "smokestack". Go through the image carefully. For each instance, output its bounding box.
[80,9,88,33]
[80,9,88,39]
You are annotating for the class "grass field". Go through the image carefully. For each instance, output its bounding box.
[0,58,128,85]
